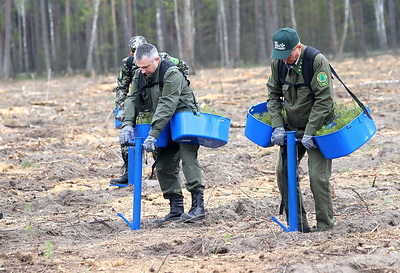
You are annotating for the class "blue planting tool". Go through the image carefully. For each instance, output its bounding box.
[117,137,144,230]
[115,107,122,129]
[270,131,298,232]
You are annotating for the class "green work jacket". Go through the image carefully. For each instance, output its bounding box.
[267,45,335,136]
[123,61,196,138]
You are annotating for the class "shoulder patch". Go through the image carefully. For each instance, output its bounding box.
[316,72,328,87]
[169,57,179,65]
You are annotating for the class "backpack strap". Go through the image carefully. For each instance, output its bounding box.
[329,65,372,119]
[138,60,175,92]
[302,46,321,88]
[277,46,321,100]
[126,55,134,78]
[138,60,198,114]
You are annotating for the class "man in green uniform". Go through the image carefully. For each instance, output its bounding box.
[111,36,189,184]
[267,28,336,232]
[120,43,204,223]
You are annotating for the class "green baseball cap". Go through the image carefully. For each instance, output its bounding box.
[271,28,300,59]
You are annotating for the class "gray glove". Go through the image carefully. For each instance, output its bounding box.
[116,109,124,121]
[143,135,157,152]
[302,134,317,149]
[271,127,286,146]
[119,125,134,145]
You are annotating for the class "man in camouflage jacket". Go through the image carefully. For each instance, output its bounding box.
[111,36,189,184]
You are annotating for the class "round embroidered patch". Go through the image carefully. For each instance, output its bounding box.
[317,72,328,87]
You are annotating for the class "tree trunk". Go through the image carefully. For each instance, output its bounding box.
[328,0,338,58]
[388,0,398,53]
[289,0,297,29]
[110,0,118,68]
[48,0,58,72]
[121,0,131,43]
[33,0,41,72]
[86,0,101,73]
[2,0,12,78]
[255,0,267,63]
[156,1,165,51]
[21,0,29,72]
[373,0,388,52]
[16,2,24,73]
[233,0,240,67]
[132,0,138,35]
[173,0,183,57]
[350,0,366,57]
[183,0,195,70]
[217,0,229,67]
[65,0,72,74]
[338,0,350,59]
[265,0,278,58]
[40,0,51,74]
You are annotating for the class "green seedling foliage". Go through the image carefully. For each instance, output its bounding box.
[26,225,36,239]
[253,112,271,125]
[136,112,153,124]
[43,242,54,259]
[251,103,364,136]
[21,161,34,168]
[201,104,220,115]
[315,106,363,136]
[224,233,232,241]
[252,109,287,125]
[26,202,34,212]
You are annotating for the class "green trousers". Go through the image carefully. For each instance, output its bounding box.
[156,141,204,199]
[276,144,334,230]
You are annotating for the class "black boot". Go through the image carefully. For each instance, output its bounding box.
[110,164,128,184]
[298,222,311,233]
[0,212,3,219]
[153,197,184,223]
[180,190,205,222]
[110,172,128,184]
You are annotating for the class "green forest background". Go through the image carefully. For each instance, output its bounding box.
[0,0,398,79]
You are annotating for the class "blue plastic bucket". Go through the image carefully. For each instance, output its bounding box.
[115,107,122,129]
[170,111,231,148]
[244,102,273,147]
[134,123,170,147]
[314,107,376,159]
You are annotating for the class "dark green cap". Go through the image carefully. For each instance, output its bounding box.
[271,28,300,59]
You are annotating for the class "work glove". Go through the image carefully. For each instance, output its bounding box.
[115,109,124,121]
[119,125,134,145]
[143,135,157,152]
[271,127,286,146]
[302,134,317,149]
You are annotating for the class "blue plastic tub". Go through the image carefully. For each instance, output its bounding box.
[170,111,231,148]
[115,107,122,129]
[314,107,376,159]
[244,102,273,147]
[134,123,170,147]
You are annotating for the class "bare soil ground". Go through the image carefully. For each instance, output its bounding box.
[1,55,399,273]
